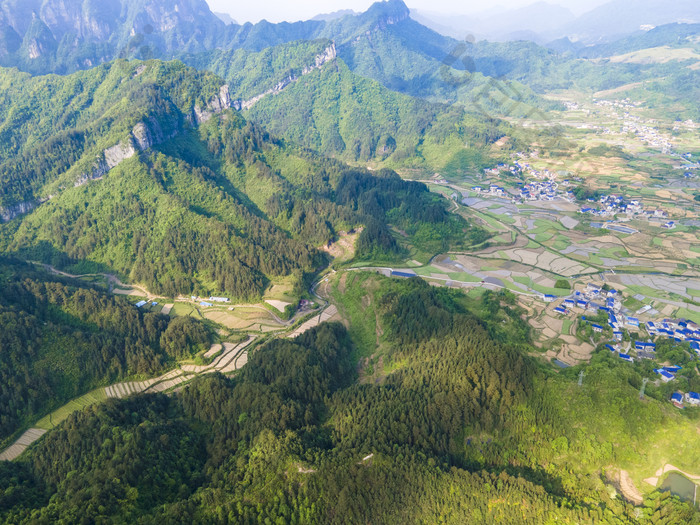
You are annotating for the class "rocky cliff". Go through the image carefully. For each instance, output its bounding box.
[233,44,337,111]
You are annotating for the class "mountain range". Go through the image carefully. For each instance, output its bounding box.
[412,0,700,44]
[0,0,699,523]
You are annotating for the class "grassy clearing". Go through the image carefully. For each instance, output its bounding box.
[330,272,379,360]
[35,388,107,430]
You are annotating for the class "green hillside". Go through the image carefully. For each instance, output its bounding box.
[0,256,210,445]
[243,59,510,170]
[0,59,224,210]
[0,61,480,299]
[1,275,698,523]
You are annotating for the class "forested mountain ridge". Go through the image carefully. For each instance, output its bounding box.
[0,59,229,219]
[1,275,698,523]
[0,256,210,445]
[190,39,513,170]
[0,60,480,300]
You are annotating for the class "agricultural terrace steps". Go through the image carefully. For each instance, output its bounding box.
[0,336,258,461]
[0,429,47,461]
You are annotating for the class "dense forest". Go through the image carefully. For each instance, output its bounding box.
[192,39,515,171]
[1,276,698,523]
[0,69,485,299]
[0,257,210,445]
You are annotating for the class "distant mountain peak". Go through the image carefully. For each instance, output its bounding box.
[312,9,356,22]
[362,0,410,25]
[214,12,237,25]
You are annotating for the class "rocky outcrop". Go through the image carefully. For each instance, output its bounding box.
[190,84,232,124]
[233,44,337,111]
[78,86,232,187]
[1,200,36,222]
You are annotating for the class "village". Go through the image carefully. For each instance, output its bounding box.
[548,282,700,409]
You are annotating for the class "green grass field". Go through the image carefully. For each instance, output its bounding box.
[35,388,107,430]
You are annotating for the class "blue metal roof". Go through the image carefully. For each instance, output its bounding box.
[391,271,416,278]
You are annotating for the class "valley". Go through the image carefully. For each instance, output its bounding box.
[1,0,700,523]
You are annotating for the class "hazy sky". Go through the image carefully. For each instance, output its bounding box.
[206,0,610,23]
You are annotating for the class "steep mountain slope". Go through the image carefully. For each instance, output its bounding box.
[0,59,228,218]
[0,60,478,299]
[0,0,229,73]
[190,40,513,171]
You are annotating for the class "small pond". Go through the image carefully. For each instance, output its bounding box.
[660,472,697,505]
[552,359,571,368]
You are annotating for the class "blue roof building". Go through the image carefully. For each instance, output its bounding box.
[656,369,675,382]
[391,271,416,279]
[671,392,684,407]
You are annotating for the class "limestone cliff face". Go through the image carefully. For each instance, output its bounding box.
[233,44,337,111]
[78,86,232,187]
[190,84,232,124]
[0,200,36,222]
[0,0,225,68]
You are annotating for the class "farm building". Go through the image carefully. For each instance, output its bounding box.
[685,392,700,406]
[655,369,675,382]
[671,392,684,408]
[135,300,148,308]
[391,271,417,279]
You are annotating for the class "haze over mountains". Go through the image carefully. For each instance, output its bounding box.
[0,0,699,523]
[410,0,700,44]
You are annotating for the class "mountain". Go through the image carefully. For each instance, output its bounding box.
[213,12,237,25]
[0,59,477,299]
[560,0,700,43]
[0,256,211,445]
[411,2,577,43]
[188,39,515,171]
[312,9,356,22]
[0,0,228,72]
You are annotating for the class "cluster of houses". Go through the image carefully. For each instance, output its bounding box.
[646,319,700,346]
[517,180,573,203]
[553,284,700,380]
[580,194,645,217]
[592,99,672,154]
[670,391,700,409]
[579,193,672,227]
[471,184,507,198]
[622,117,673,154]
[557,283,623,316]
[594,99,639,111]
